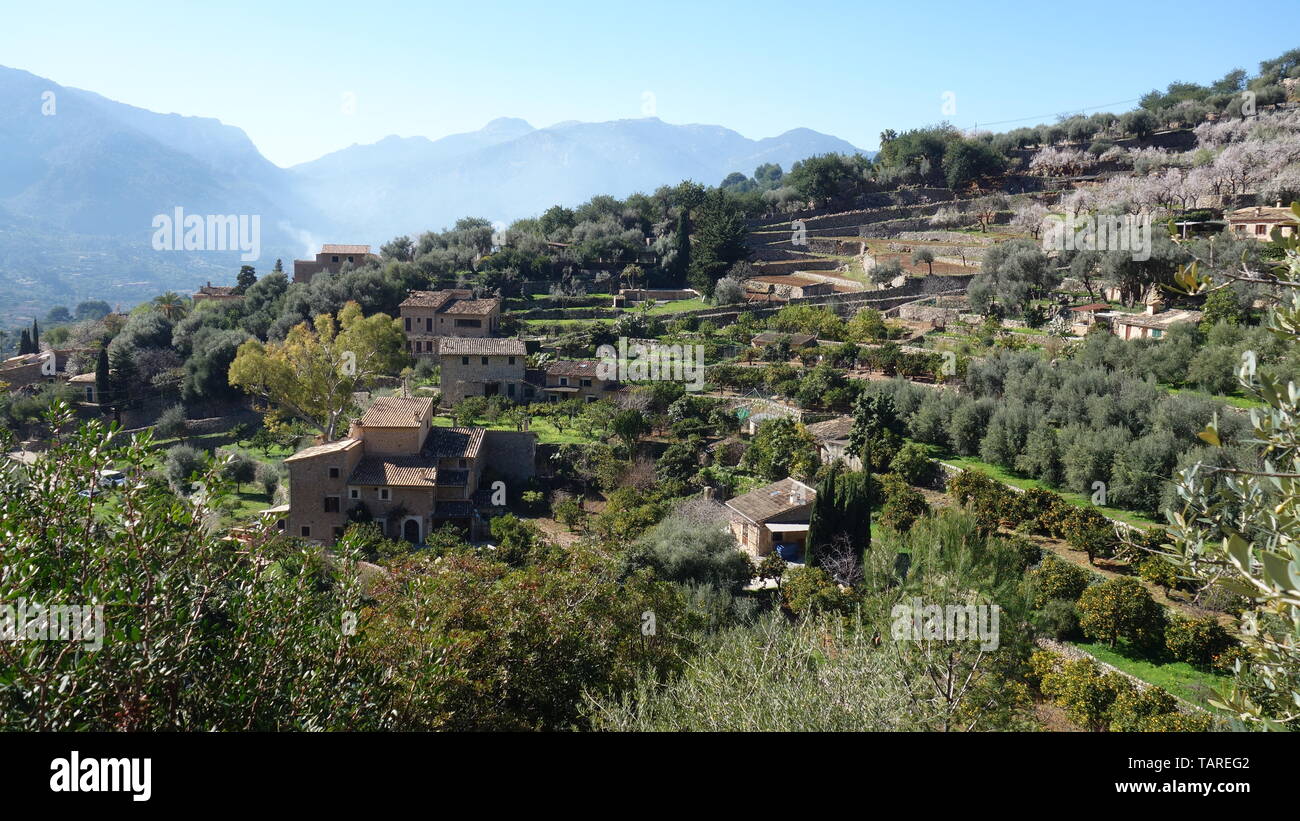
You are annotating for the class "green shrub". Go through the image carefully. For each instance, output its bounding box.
[1165,616,1235,668]
[1077,577,1166,649]
[1032,555,1094,607]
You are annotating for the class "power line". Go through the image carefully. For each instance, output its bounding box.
[971,98,1144,130]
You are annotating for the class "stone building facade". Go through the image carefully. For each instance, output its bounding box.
[399,289,502,357]
[437,337,527,405]
[292,244,380,284]
[283,395,535,545]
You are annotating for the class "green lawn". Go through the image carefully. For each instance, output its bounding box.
[1072,639,1228,709]
[644,298,711,315]
[931,448,1160,529]
[521,317,615,330]
[430,413,601,445]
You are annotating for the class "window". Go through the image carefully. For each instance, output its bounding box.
[404,317,411,332]
[301,526,311,538]
[426,317,432,332]
[347,256,354,262]
[580,379,591,387]
[559,377,568,386]
[461,356,469,365]
[1257,225,1268,235]
[331,255,339,263]
[586,395,598,403]
[507,383,515,397]
[349,488,359,499]
[379,488,391,501]
[481,357,488,365]
[328,466,340,479]
[508,357,515,365]
[455,319,481,328]
[324,496,340,513]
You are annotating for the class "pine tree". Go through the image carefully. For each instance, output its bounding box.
[272,258,284,274]
[235,265,257,294]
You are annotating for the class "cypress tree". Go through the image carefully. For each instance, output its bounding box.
[30,320,39,351]
[94,346,112,406]
[673,212,690,285]
[806,462,872,568]
[18,329,32,355]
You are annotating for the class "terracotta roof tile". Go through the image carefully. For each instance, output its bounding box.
[360,396,433,428]
[348,456,438,487]
[438,337,527,356]
[725,478,816,524]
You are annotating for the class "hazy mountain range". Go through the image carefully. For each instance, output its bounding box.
[0,64,866,321]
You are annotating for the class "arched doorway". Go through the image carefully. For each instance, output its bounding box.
[402,518,421,544]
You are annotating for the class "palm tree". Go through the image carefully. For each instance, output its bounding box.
[153,292,188,322]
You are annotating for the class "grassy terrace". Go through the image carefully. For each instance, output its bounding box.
[1071,639,1228,709]
[928,446,1160,529]
[430,413,601,445]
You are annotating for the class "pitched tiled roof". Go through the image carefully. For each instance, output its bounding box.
[442,298,500,316]
[1112,310,1203,329]
[438,337,527,356]
[1226,206,1294,223]
[348,456,438,487]
[284,438,362,463]
[400,289,472,310]
[321,244,373,255]
[423,426,484,459]
[725,478,816,524]
[545,359,603,378]
[805,416,854,443]
[360,396,434,428]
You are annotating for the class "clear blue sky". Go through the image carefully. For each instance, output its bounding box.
[6,1,1297,167]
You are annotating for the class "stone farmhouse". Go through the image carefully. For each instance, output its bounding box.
[283,395,535,545]
[399,289,502,357]
[1225,205,1296,241]
[535,359,622,403]
[725,477,817,560]
[804,416,861,471]
[437,337,528,405]
[191,282,243,305]
[292,244,380,284]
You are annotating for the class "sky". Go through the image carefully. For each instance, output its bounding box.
[4,1,1298,168]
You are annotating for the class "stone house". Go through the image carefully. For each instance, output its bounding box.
[292,244,380,284]
[192,282,243,305]
[283,395,535,545]
[804,416,861,471]
[538,359,621,403]
[437,337,528,405]
[725,477,817,560]
[399,289,502,357]
[1225,205,1296,242]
